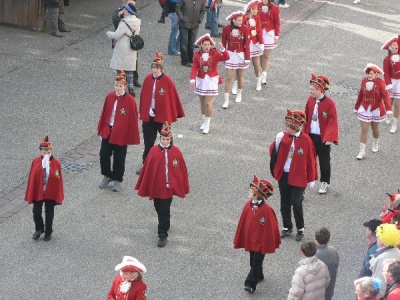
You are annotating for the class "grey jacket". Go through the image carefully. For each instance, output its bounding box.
[175,0,205,29]
[316,245,339,300]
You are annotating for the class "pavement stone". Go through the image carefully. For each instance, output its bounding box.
[0,0,399,299]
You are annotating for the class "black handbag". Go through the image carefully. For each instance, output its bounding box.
[122,20,144,51]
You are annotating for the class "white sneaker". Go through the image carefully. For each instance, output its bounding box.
[318,182,329,194]
[256,76,262,91]
[223,93,229,109]
[202,117,211,134]
[279,3,289,8]
[353,0,360,3]
[390,118,398,134]
[261,71,267,85]
[231,80,238,95]
[357,143,366,160]
[372,138,379,153]
[200,115,206,130]
[235,89,242,103]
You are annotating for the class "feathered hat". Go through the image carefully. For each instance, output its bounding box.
[152,51,163,67]
[39,136,52,150]
[115,71,127,84]
[310,74,330,93]
[250,175,273,199]
[285,109,306,128]
[160,121,173,138]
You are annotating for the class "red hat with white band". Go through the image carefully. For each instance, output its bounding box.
[195,33,215,46]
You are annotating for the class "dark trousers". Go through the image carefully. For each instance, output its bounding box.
[33,200,56,235]
[245,251,265,290]
[133,52,139,81]
[179,26,198,64]
[278,172,305,231]
[99,137,127,182]
[154,198,173,237]
[142,120,163,164]
[309,133,331,184]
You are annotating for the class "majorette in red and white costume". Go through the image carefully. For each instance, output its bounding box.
[108,256,148,300]
[222,11,250,70]
[258,0,280,50]
[380,191,400,230]
[233,175,281,292]
[190,33,230,96]
[354,64,392,122]
[243,1,264,58]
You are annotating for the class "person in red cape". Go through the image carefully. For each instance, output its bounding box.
[354,64,392,160]
[137,51,185,175]
[108,256,148,300]
[233,175,281,294]
[25,136,64,241]
[269,109,317,242]
[97,71,140,192]
[190,33,229,134]
[135,122,189,247]
[303,74,338,195]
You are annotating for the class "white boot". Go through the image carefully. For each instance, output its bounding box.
[357,143,366,160]
[256,76,262,91]
[202,117,211,134]
[223,93,230,109]
[200,115,206,130]
[372,138,379,153]
[261,71,267,85]
[231,80,238,95]
[235,89,242,103]
[390,118,398,133]
[385,113,392,125]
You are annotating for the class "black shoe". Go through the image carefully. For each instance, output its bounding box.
[258,274,264,283]
[280,229,293,238]
[205,25,211,29]
[295,231,304,241]
[218,23,224,28]
[133,80,142,88]
[32,230,44,240]
[182,63,192,67]
[43,234,52,241]
[157,236,167,247]
[244,286,255,293]
[210,33,222,38]
[158,17,165,23]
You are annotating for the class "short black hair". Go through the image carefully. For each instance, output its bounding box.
[301,240,317,257]
[315,227,331,245]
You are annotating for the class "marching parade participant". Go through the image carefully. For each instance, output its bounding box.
[382,35,400,133]
[190,33,229,134]
[354,64,392,160]
[258,0,280,85]
[135,122,190,248]
[25,136,64,241]
[221,11,250,108]
[97,71,140,192]
[303,74,338,195]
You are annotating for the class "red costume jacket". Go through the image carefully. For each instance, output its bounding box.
[383,54,400,86]
[303,96,339,145]
[190,49,230,84]
[139,73,185,123]
[97,92,140,146]
[386,285,400,300]
[257,2,280,35]
[135,144,189,200]
[222,25,251,61]
[25,156,64,204]
[234,200,281,254]
[107,275,147,300]
[354,77,391,114]
[243,15,263,45]
[269,132,317,188]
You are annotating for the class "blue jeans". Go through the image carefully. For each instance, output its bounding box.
[168,13,180,55]
[206,6,219,36]
[179,26,198,64]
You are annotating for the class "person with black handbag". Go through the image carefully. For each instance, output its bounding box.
[107,3,141,97]
[45,0,71,37]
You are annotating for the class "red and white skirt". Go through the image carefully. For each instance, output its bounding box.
[224,51,249,69]
[194,74,219,96]
[357,104,384,122]
[390,78,400,99]
[250,41,264,57]
[263,29,276,50]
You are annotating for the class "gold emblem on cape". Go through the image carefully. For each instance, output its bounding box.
[322,111,328,118]
[173,159,179,167]
[159,88,165,95]
[120,108,126,115]
[55,170,60,177]
[298,148,304,155]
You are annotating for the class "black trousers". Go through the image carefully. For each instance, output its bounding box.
[179,26,198,64]
[142,120,163,164]
[133,52,139,80]
[309,133,331,184]
[33,200,56,235]
[153,198,173,237]
[245,251,265,290]
[99,137,127,182]
[278,172,305,231]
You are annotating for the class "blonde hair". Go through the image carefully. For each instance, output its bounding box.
[354,277,383,298]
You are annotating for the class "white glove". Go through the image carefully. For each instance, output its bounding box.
[325,142,332,146]
[307,181,315,188]
[387,110,393,115]
[190,79,195,88]
[244,60,250,64]
[106,31,113,39]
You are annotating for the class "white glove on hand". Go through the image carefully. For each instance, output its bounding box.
[106,31,113,39]
[244,60,250,65]
[190,79,195,88]
[387,110,393,115]
[307,181,315,188]
[325,142,332,146]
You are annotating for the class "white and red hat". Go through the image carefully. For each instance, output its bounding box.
[226,11,245,21]
[195,33,215,46]
[250,175,274,199]
[244,1,259,12]
[115,256,147,274]
[364,63,384,75]
[381,36,399,50]
[285,109,307,128]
